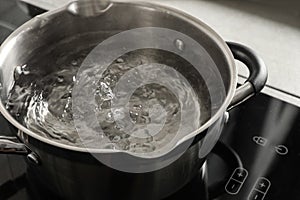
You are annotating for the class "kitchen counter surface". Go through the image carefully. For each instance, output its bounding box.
[20,0,300,106]
[157,0,300,106]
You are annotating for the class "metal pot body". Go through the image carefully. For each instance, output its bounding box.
[0,1,267,199]
[22,131,205,200]
[21,114,225,200]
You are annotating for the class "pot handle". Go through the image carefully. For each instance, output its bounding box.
[0,135,40,164]
[226,42,268,110]
[0,136,28,155]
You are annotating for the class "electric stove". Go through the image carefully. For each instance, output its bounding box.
[1,1,300,199]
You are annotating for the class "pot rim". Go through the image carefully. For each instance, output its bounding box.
[0,0,237,154]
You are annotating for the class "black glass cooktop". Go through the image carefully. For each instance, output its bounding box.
[1,1,300,200]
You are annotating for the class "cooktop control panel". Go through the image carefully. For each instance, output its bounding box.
[210,93,300,200]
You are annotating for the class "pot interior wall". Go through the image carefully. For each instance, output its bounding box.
[0,2,232,102]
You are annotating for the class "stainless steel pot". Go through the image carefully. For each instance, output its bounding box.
[0,1,267,199]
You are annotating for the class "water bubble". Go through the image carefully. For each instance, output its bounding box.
[15,65,30,77]
[129,110,139,122]
[113,108,125,120]
[174,39,185,51]
[105,112,114,123]
[129,110,139,116]
[71,60,78,66]
[112,75,118,81]
[129,143,137,150]
[104,76,112,84]
[112,135,121,143]
[94,89,101,96]
[100,82,111,93]
[21,65,30,75]
[134,104,143,109]
[100,100,111,109]
[57,76,64,83]
[106,93,114,100]
[61,92,71,99]
[94,106,100,112]
[116,58,124,63]
[15,66,22,74]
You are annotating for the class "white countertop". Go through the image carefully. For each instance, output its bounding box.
[22,0,300,106]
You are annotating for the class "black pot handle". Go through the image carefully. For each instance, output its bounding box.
[226,42,268,110]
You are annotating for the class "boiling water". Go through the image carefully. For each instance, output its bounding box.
[6,48,202,154]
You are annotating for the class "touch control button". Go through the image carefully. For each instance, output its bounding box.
[225,168,248,195]
[225,179,242,194]
[275,145,288,155]
[248,177,271,200]
[232,168,248,182]
[249,190,264,200]
[254,177,271,193]
[253,136,268,146]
